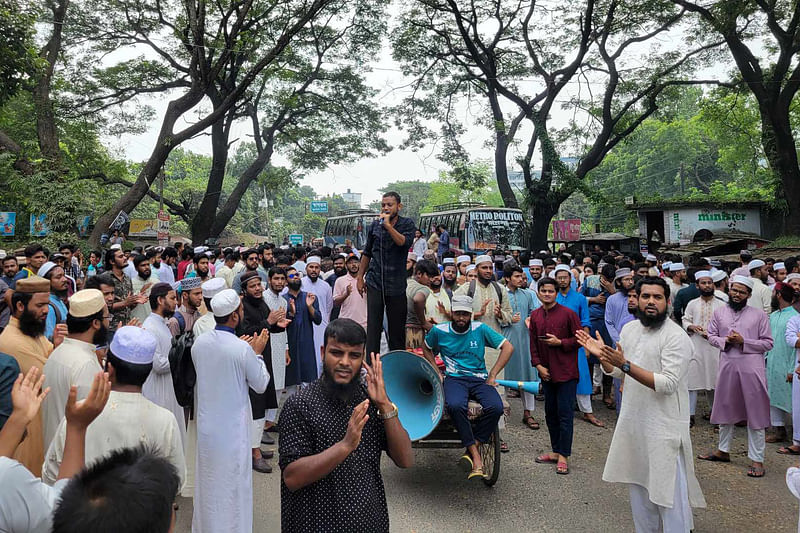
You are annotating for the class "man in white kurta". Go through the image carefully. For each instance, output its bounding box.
[682,271,724,424]
[301,257,332,377]
[41,289,107,452]
[192,289,269,533]
[264,269,289,427]
[747,259,773,314]
[130,256,160,323]
[142,283,186,446]
[579,278,705,532]
[42,326,184,486]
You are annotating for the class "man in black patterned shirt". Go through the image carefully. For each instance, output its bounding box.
[279,319,413,533]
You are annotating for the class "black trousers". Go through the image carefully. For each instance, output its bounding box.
[543,378,578,457]
[366,285,407,357]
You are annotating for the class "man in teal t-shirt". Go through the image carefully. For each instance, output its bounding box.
[422,295,513,481]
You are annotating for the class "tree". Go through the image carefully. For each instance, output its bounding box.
[393,0,725,249]
[0,0,39,108]
[671,0,800,234]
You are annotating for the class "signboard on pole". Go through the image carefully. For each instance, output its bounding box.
[310,201,328,213]
[157,210,170,247]
[288,234,303,245]
[552,218,581,241]
[129,219,158,238]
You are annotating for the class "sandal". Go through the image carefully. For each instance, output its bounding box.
[535,453,558,464]
[468,467,486,480]
[458,454,474,471]
[747,465,765,478]
[778,446,800,455]
[697,451,730,462]
[500,440,510,453]
[523,415,540,430]
[556,461,569,475]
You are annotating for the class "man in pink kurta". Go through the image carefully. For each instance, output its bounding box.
[699,275,773,478]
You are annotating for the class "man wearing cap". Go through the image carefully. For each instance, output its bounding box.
[747,259,773,314]
[406,252,418,279]
[773,262,788,285]
[42,325,186,487]
[682,271,725,426]
[456,254,471,285]
[186,250,212,283]
[41,289,108,452]
[0,276,65,475]
[192,288,269,532]
[284,266,322,388]
[232,249,267,294]
[712,270,729,303]
[333,254,367,329]
[763,283,798,444]
[423,295,512,480]
[526,259,544,291]
[700,275,773,478]
[129,254,159,324]
[442,257,459,292]
[302,256,333,376]
[665,262,687,305]
[142,282,186,446]
[38,261,69,342]
[168,276,203,337]
[603,267,636,411]
[671,267,702,324]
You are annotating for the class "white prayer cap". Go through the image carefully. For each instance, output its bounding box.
[451,295,474,313]
[748,259,766,270]
[37,261,57,278]
[731,275,754,290]
[205,251,213,257]
[110,244,122,250]
[709,259,721,267]
[201,277,226,299]
[787,273,800,282]
[193,246,208,254]
[0,250,7,259]
[456,254,471,265]
[539,250,550,254]
[68,289,106,317]
[553,264,571,275]
[474,255,492,266]
[662,261,672,270]
[407,252,417,262]
[443,258,455,265]
[110,326,157,365]
[211,289,241,317]
[694,270,712,280]
[306,256,321,265]
[774,262,786,271]
[466,264,476,273]
[614,268,632,280]
[529,259,543,267]
[711,270,728,283]
[668,262,685,272]
[646,254,657,262]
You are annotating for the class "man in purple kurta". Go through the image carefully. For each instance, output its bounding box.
[698,276,774,478]
[604,273,636,411]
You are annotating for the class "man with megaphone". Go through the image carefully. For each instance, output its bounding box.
[422,294,513,480]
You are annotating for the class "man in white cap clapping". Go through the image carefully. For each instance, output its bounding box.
[302,255,333,377]
[746,259,773,314]
[193,277,227,337]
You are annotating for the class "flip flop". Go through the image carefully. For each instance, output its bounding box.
[458,454,474,471]
[556,461,569,475]
[747,466,765,478]
[523,415,540,430]
[468,468,486,481]
[778,446,800,455]
[500,440,510,453]
[697,451,730,462]
[535,453,558,464]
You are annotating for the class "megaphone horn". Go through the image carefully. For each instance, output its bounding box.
[381,350,444,441]
[495,379,541,395]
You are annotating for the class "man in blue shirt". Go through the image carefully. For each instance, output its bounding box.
[38,262,69,341]
[554,265,604,427]
[422,295,513,481]
[436,224,450,260]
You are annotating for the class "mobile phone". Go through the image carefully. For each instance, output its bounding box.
[538,335,548,339]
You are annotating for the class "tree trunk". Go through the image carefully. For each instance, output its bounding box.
[527,200,557,252]
[760,104,800,235]
[34,0,68,165]
[191,111,231,243]
[488,90,519,209]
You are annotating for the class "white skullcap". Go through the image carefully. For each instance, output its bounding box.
[306,256,321,265]
[110,244,122,250]
[662,261,672,270]
[110,326,157,365]
[711,270,728,283]
[731,275,754,289]
[37,261,57,278]
[774,262,786,271]
[466,264,476,273]
[694,270,712,280]
[0,250,6,259]
[194,246,208,254]
[201,278,226,298]
[211,289,241,317]
[646,254,657,262]
[529,259,543,267]
[668,262,685,272]
[443,258,455,265]
[456,255,471,265]
[553,264,571,274]
[474,255,492,266]
[787,273,800,282]
[748,259,765,270]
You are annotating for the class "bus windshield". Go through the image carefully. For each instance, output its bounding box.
[467,210,526,251]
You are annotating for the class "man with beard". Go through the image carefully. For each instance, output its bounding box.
[456,254,471,285]
[232,248,267,293]
[41,289,108,452]
[773,261,788,284]
[37,261,69,342]
[129,254,158,324]
[279,319,413,532]
[106,247,145,334]
[302,256,333,377]
[0,276,65,475]
[2,255,18,289]
[578,277,706,531]
[525,258,544,291]
[764,283,798,443]
[168,277,203,336]
[326,254,346,321]
[142,282,186,447]
[187,252,212,282]
[699,276,773,478]
[405,259,436,349]
[263,267,291,443]
[682,271,725,426]
[259,243,275,276]
[423,295,512,479]
[284,266,322,389]
[147,247,174,285]
[712,270,729,303]
[215,250,238,288]
[747,259,773,314]
[604,268,636,411]
[333,253,367,329]
[442,257,459,292]
[426,265,452,325]
[239,270,283,474]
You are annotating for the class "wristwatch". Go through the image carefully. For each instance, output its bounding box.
[621,360,632,374]
[378,402,399,420]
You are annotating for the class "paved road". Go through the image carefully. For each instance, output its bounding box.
[176,394,798,532]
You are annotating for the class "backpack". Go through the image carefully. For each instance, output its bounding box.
[169,312,196,411]
[48,302,64,324]
[467,279,503,302]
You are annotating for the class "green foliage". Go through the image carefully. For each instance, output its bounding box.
[0,0,40,108]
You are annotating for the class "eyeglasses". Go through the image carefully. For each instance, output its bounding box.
[288,273,303,279]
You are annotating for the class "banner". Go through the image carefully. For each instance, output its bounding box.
[109,210,130,230]
[552,218,581,241]
[77,215,91,237]
[30,214,49,236]
[157,210,170,246]
[0,212,16,236]
[129,219,158,237]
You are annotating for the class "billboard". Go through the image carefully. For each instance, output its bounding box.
[552,219,581,241]
[310,201,328,213]
[30,214,49,236]
[129,219,158,237]
[0,212,16,236]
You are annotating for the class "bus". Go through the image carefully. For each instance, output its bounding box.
[322,209,379,249]
[418,203,527,254]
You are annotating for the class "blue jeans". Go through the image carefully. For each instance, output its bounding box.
[444,376,503,447]
[543,379,578,457]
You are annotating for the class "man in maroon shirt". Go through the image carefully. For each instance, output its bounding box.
[529,277,582,475]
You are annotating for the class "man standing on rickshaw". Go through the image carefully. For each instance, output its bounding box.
[422,295,513,480]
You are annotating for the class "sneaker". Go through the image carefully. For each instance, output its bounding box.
[252,457,272,473]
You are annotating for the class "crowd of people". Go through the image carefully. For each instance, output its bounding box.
[1,191,800,531]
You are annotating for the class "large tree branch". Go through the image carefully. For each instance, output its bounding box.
[90,173,191,222]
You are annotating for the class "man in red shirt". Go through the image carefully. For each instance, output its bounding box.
[529,277,582,475]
